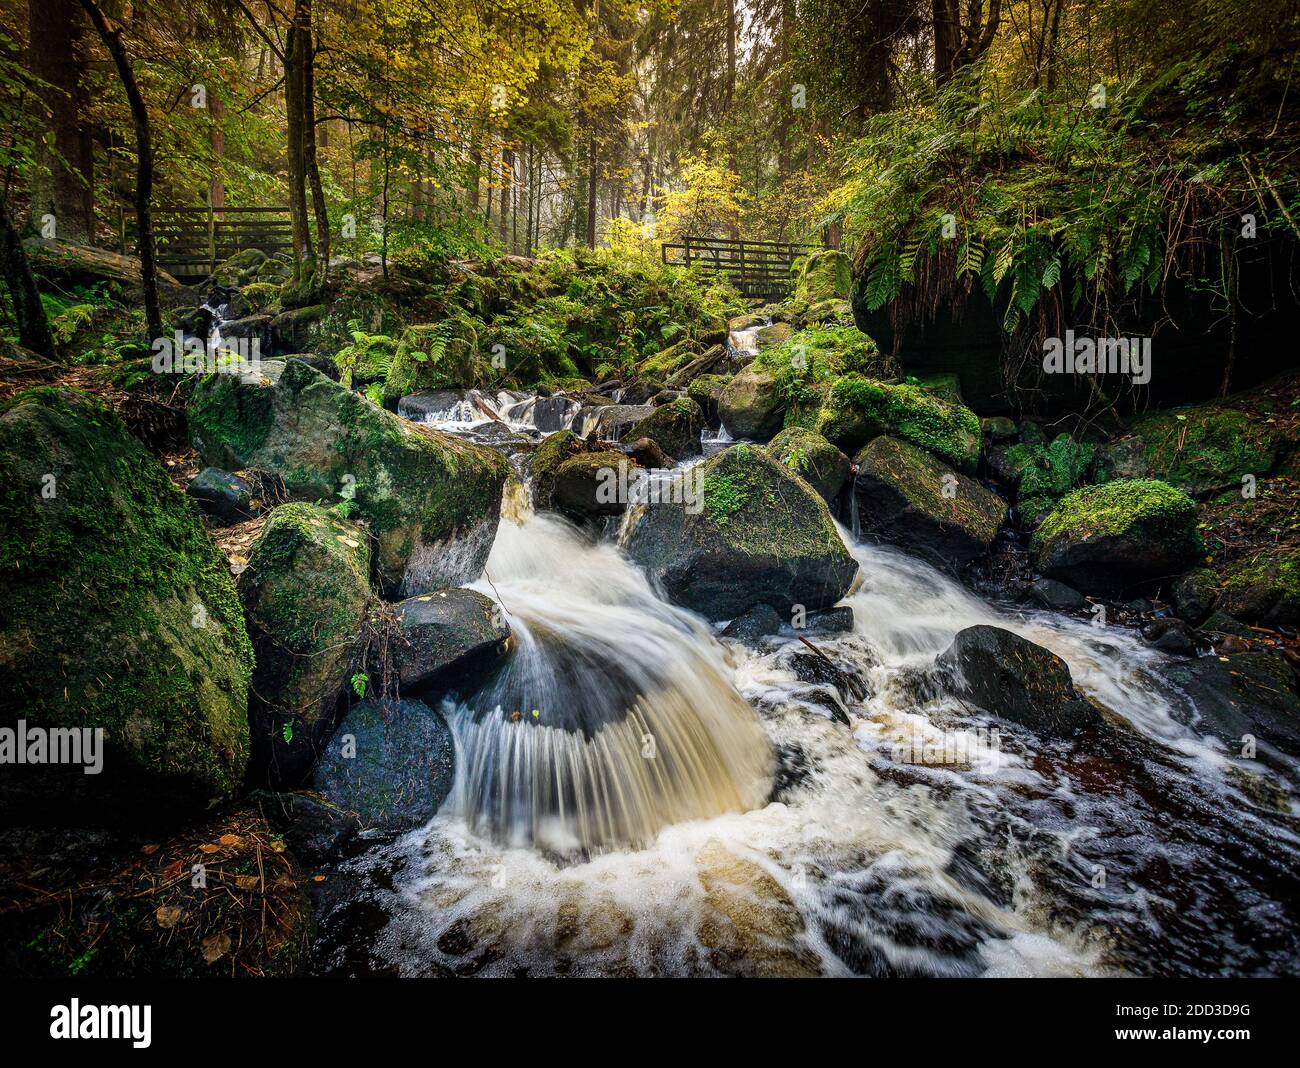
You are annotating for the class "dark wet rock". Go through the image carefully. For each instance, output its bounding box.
[1031,479,1202,597]
[394,589,510,693]
[1028,577,1087,612]
[622,443,857,621]
[619,435,672,470]
[288,353,340,382]
[315,698,457,834]
[937,625,1100,738]
[189,359,506,596]
[618,380,664,406]
[1165,652,1300,758]
[251,790,361,866]
[554,451,631,519]
[1141,618,1200,656]
[626,397,704,458]
[1169,567,1220,626]
[187,467,252,523]
[788,651,865,704]
[722,603,783,643]
[718,363,783,441]
[686,373,730,426]
[853,436,1008,573]
[396,389,466,421]
[0,389,252,820]
[586,403,655,442]
[219,312,273,343]
[502,393,581,432]
[766,427,851,503]
[240,502,373,787]
[810,606,855,633]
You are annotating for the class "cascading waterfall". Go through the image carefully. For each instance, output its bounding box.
[447,511,773,857]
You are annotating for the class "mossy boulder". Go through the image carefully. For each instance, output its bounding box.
[1101,406,1281,498]
[621,443,858,621]
[913,372,965,407]
[852,437,1008,572]
[528,429,584,510]
[636,338,703,380]
[718,363,784,441]
[209,248,268,287]
[766,426,851,503]
[937,626,1100,739]
[687,372,731,425]
[393,589,511,693]
[0,389,252,818]
[554,451,631,519]
[189,359,508,596]
[1169,567,1220,626]
[1031,479,1202,597]
[270,304,328,353]
[1217,551,1300,627]
[241,281,282,313]
[1000,434,1096,518]
[186,467,253,524]
[795,249,852,304]
[754,321,795,350]
[240,503,373,786]
[814,375,981,472]
[626,397,705,459]
[314,699,456,834]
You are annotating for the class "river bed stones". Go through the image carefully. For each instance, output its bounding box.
[393,589,511,693]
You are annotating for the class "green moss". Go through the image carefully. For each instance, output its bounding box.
[687,373,731,407]
[794,249,853,304]
[814,374,981,471]
[0,388,252,802]
[1032,478,1201,558]
[241,281,282,312]
[753,325,890,410]
[1005,434,1096,503]
[382,317,482,402]
[1104,406,1279,496]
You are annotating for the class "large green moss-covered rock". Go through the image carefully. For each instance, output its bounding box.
[381,319,483,404]
[795,249,852,305]
[1100,406,1281,498]
[718,363,784,441]
[240,503,373,785]
[527,429,584,510]
[621,443,857,621]
[554,451,631,519]
[0,389,252,817]
[1032,479,1202,596]
[852,436,1008,571]
[815,375,981,472]
[270,304,328,352]
[189,359,507,596]
[766,426,851,503]
[625,397,704,459]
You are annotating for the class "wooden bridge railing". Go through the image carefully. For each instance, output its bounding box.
[661,236,821,300]
[134,206,293,279]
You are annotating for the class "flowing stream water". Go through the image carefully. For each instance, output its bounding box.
[312,420,1300,976]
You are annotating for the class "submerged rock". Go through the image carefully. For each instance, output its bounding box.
[622,443,857,621]
[853,437,1008,572]
[1028,577,1087,612]
[937,625,1100,738]
[0,388,253,818]
[721,603,783,643]
[1031,479,1202,597]
[315,698,457,834]
[252,789,361,866]
[718,363,784,441]
[189,358,507,595]
[394,589,511,693]
[766,426,851,503]
[1165,651,1300,758]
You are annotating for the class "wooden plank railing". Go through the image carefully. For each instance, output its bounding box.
[132,206,294,279]
[661,236,821,299]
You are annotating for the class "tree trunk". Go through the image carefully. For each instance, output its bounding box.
[301,5,329,289]
[209,89,225,210]
[78,0,160,342]
[0,205,57,357]
[28,0,95,244]
[932,0,961,85]
[284,0,314,282]
[499,146,512,248]
[585,134,597,248]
